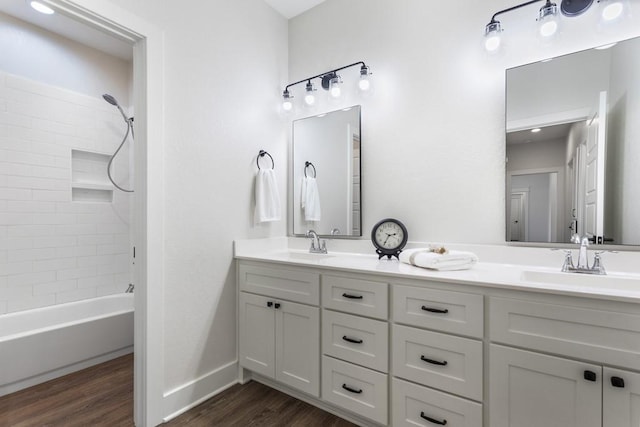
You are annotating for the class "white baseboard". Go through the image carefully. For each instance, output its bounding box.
[162,360,238,422]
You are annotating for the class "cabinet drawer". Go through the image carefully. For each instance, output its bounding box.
[322,275,388,319]
[393,285,483,338]
[322,309,388,372]
[322,356,388,425]
[238,263,319,305]
[490,297,640,369]
[392,378,483,427]
[392,324,483,401]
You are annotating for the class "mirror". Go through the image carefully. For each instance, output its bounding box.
[506,36,640,245]
[292,106,361,237]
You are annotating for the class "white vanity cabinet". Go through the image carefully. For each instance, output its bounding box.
[391,284,484,426]
[489,295,640,427]
[321,274,389,425]
[238,262,320,397]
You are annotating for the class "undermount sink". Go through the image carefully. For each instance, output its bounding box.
[281,251,335,261]
[521,270,640,291]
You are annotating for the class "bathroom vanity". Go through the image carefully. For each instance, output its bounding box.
[235,238,640,427]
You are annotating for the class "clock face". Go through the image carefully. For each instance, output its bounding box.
[374,221,405,249]
[371,218,408,259]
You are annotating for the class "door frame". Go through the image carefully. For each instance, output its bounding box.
[41,1,166,425]
[509,189,529,242]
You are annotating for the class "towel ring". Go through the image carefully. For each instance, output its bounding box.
[257,150,274,170]
[304,161,317,178]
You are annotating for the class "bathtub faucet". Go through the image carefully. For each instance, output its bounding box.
[125,284,135,293]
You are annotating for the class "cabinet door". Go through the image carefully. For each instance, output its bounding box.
[239,292,275,378]
[275,300,320,397]
[490,344,601,427]
[604,367,640,427]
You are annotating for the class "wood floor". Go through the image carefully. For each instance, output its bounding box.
[0,355,357,427]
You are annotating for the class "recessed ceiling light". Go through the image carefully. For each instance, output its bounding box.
[30,1,55,15]
[531,128,542,133]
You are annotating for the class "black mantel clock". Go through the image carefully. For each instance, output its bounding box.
[371,218,408,260]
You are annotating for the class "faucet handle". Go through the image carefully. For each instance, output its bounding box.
[561,250,574,272]
[591,252,606,275]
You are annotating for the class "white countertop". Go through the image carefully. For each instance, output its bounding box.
[234,237,640,303]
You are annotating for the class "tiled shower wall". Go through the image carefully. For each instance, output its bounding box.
[0,71,132,314]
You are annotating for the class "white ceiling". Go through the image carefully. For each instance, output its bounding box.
[0,1,132,61]
[264,0,325,19]
[506,122,576,145]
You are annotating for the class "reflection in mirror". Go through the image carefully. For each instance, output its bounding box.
[506,36,640,245]
[292,106,361,237]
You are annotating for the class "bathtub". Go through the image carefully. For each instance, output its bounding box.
[0,293,134,397]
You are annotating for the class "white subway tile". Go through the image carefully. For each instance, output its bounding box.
[31,165,70,180]
[55,245,96,258]
[0,237,33,250]
[0,261,32,275]
[0,212,33,225]
[0,250,6,263]
[97,242,129,255]
[8,247,58,262]
[93,223,128,235]
[77,234,113,246]
[55,287,96,305]
[7,176,68,191]
[57,265,97,281]
[30,141,68,157]
[33,279,77,296]
[32,257,77,273]
[55,223,96,235]
[0,111,32,128]
[32,235,77,248]
[77,274,113,289]
[96,283,125,297]
[0,300,7,315]
[7,270,56,287]
[97,262,130,275]
[77,254,114,267]
[7,224,55,237]
[0,188,32,201]
[0,225,6,237]
[0,286,34,301]
[31,212,76,225]
[7,200,56,213]
[7,294,56,313]
[0,149,58,167]
[32,117,76,136]
[33,190,70,202]
[0,161,33,176]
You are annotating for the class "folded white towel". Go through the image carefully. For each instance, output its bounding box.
[399,248,478,271]
[301,177,321,221]
[255,169,281,223]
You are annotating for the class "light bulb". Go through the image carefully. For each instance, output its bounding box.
[484,21,502,52]
[30,1,55,14]
[281,90,293,112]
[601,0,624,21]
[538,2,559,38]
[304,81,316,106]
[329,75,343,99]
[358,65,372,92]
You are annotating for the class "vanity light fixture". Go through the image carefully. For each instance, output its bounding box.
[30,1,55,14]
[280,61,371,111]
[483,0,621,52]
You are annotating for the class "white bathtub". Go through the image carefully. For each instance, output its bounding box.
[0,293,134,397]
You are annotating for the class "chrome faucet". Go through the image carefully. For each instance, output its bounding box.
[560,234,606,275]
[305,229,327,254]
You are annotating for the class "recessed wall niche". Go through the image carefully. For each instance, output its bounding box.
[71,149,114,203]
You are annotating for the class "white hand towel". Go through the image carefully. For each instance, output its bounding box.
[255,169,281,223]
[301,177,321,221]
[399,248,478,271]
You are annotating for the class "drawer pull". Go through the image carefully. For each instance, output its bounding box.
[421,306,449,314]
[342,293,364,300]
[420,412,447,425]
[267,301,273,308]
[342,335,364,344]
[611,376,625,388]
[584,370,597,382]
[341,384,363,394]
[274,303,281,309]
[421,355,448,366]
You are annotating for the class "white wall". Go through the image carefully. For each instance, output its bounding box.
[0,12,131,105]
[288,0,640,245]
[104,0,289,400]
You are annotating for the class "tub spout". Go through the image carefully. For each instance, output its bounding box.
[125,284,135,293]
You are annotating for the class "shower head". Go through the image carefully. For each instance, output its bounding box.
[102,93,130,124]
[102,93,119,106]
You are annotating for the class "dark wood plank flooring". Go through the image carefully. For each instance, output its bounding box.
[0,354,356,427]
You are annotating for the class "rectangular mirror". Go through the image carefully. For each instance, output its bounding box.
[292,106,361,237]
[505,37,640,245]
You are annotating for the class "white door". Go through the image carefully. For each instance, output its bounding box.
[584,91,607,243]
[603,367,640,427]
[490,344,601,427]
[275,300,320,397]
[239,292,275,378]
[509,191,527,241]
